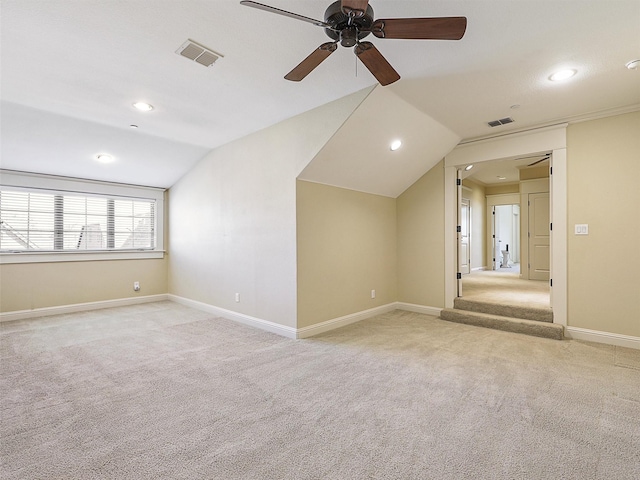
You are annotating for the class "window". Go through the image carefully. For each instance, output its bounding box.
[0,171,164,263]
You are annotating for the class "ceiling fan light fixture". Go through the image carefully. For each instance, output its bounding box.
[241,0,466,85]
[390,139,402,151]
[132,102,154,112]
[549,69,577,82]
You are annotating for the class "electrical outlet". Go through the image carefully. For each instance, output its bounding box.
[133,281,140,292]
[235,293,240,303]
[371,289,376,299]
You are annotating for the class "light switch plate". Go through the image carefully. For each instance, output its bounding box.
[575,224,589,235]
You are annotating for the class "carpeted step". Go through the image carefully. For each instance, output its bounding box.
[440,308,564,340]
[454,297,553,323]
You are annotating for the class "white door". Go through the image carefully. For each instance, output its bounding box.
[528,192,550,281]
[460,198,470,274]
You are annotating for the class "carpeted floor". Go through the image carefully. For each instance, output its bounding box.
[1,302,639,479]
[462,267,550,309]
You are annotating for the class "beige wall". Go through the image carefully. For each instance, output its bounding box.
[296,181,397,328]
[397,160,445,307]
[1,191,170,313]
[462,179,486,269]
[485,183,519,195]
[168,89,369,329]
[0,258,167,312]
[567,112,640,337]
[520,165,549,181]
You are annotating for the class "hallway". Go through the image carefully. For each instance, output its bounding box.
[461,266,550,310]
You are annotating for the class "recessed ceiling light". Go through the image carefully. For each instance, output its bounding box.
[130,124,139,129]
[132,102,154,112]
[95,154,114,163]
[465,164,474,171]
[390,140,402,151]
[625,59,639,70]
[497,176,506,180]
[549,69,577,82]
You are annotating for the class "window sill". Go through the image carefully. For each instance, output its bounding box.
[0,250,165,264]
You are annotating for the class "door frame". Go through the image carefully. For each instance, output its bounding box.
[444,124,567,326]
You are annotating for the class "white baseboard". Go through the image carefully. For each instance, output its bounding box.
[296,303,398,339]
[167,294,297,339]
[395,302,442,317]
[0,294,169,323]
[565,327,640,350]
[11,296,636,351]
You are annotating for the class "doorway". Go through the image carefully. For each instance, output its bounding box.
[458,163,551,309]
[491,203,520,271]
[443,125,567,326]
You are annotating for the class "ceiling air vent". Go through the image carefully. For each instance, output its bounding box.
[176,39,224,67]
[487,117,514,127]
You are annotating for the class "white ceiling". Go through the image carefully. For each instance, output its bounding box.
[299,85,460,197]
[1,0,639,189]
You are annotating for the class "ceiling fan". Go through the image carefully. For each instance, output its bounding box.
[240,0,467,86]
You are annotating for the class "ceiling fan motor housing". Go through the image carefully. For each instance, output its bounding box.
[324,0,373,46]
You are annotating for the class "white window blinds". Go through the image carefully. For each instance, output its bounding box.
[0,189,156,252]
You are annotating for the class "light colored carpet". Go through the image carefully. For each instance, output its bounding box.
[462,268,550,309]
[2,302,639,479]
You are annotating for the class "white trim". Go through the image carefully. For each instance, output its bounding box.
[167,294,298,339]
[0,250,165,264]
[396,302,442,317]
[0,294,169,323]
[0,170,165,198]
[565,327,640,350]
[444,165,457,308]
[4,295,636,351]
[550,149,567,326]
[447,124,568,166]
[297,303,398,339]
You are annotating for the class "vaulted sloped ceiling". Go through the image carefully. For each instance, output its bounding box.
[298,85,461,198]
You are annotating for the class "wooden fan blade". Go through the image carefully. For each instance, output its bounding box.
[341,0,369,17]
[354,42,400,86]
[240,1,330,28]
[372,17,467,40]
[285,42,337,82]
